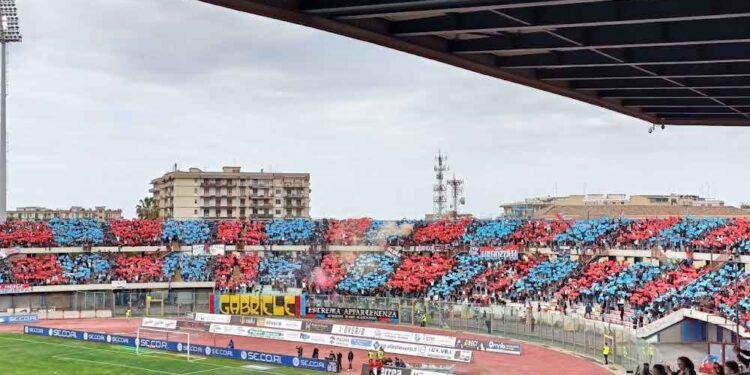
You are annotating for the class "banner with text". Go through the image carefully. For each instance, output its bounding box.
[331,324,456,348]
[0,314,38,325]
[23,325,336,372]
[306,306,399,323]
[209,323,471,363]
[0,284,32,294]
[216,294,299,317]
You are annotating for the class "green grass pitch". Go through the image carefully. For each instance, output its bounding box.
[0,332,322,375]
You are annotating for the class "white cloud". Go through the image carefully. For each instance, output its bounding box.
[7,0,750,218]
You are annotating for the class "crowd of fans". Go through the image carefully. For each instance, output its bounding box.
[5,216,750,336]
[0,216,747,251]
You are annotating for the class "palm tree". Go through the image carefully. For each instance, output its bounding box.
[136,197,159,219]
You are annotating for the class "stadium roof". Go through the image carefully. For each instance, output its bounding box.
[202,0,750,127]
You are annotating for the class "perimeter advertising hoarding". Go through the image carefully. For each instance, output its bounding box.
[454,338,522,355]
[215,294,299,317]
[331,324,457,348]
[306,306,399,323]
[141,317,178,330]
[23,325,336,372]
[209,323,472,363]
[359,364,447,375]
[0,314,39,325]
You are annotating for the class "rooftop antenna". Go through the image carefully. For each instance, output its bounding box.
[447,173,465,220]
[0,0,22,222]
[433,150,448,218]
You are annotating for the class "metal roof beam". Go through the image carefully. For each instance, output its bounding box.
[303,0,611,19]
[537,63,750,80]
[642,107,740,114]
[497,42,750,68]
[657,113,747,119]
[621,98,750,106]
[598,88,750,98]
[391,0,750,36]
[570,76,750,90]
[451,18,750,55]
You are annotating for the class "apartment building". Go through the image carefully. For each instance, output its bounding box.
[150,166,310,220]
[8,206,123,221]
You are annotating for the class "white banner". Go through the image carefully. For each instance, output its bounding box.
[194,313,231,324]
[332,324,457,348]
[210,323,471,363]
[192,244,225,256]
[141,318,178,330]
[111,280,127,289]
[260,318,302,331]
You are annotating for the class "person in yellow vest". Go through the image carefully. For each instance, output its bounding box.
[602,343,610,365]
[125,307,131,320]
[367,351,375,361]
[377,348,385,361]
[420,314,427,328]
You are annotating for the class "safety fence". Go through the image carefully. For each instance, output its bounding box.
[306,294,660,370]
[0,289,213,317]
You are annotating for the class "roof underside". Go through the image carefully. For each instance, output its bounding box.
[200,0,750,126]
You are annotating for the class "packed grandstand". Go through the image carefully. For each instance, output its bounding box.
[2,216,750,332]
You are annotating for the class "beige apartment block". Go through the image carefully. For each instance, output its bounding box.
[150,166,310,220]
[8,206,123,221]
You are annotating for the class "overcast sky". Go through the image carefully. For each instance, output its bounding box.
[7,0,749,219]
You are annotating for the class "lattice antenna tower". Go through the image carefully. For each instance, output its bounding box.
[447,173,465,219]
[433,150,448,217]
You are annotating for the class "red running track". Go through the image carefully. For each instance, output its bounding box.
[0,318,613,375]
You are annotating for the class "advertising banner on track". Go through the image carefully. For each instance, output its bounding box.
[306,306,399,323]
[0,314,39,325]
[258,317,303,331]
[331,324,457,348]
[359,364,447,375]
[454,338,522,355]
[141,317,178,330]
[217,294,299,317]
[194,312,232,324]
[23,325,337,372]
[208,323,471,363]
[303,321,334,333]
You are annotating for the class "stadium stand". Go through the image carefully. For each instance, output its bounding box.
[325,218,372,245]
[6,216,750,329]
[336,253,399,294]
[387,253,454,296]
[556,260,626,302]
[108,219,163,246]
[310,253,349,292]
[414,218,472,245]
[161,219,210,245]
[463,219,519,245]
[428,254,487,300]
[0,220,54,247]
[48,218,104,246]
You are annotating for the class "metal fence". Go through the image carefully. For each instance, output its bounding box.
[0,289,213,317]
[307,294,659,370]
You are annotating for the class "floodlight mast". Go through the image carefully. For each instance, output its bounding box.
[0,0,21,222]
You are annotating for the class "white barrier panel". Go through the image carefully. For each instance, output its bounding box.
[210,324,471,363]
[142,318,178,330]
[331,324,457,348]
[194,313,232,324]
[261,318,303,331]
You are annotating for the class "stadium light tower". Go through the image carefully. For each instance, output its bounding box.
[0,0,21,222]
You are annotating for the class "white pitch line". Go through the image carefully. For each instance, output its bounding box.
[181,366,232,375]
[52,354,180,375]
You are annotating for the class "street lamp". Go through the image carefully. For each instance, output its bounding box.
[0,0,21,222]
